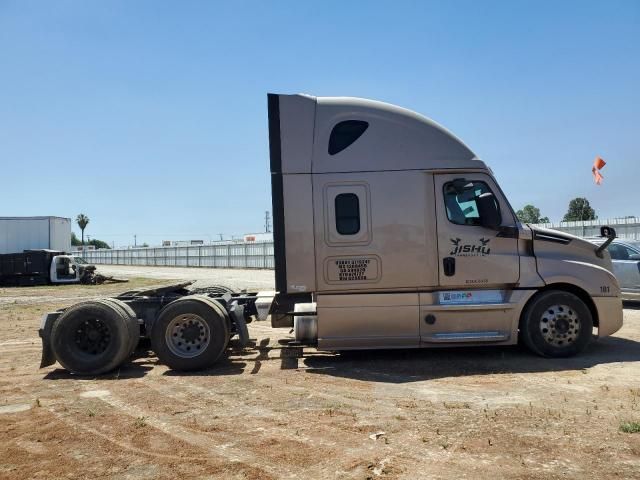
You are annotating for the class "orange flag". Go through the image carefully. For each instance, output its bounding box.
[592,156,606,185]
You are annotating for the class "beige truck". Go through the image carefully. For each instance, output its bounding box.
[39,94,623,375]
[268,93,622,359]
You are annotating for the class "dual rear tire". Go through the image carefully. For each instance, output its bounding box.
[50,296,231,374]
[150,296,230,371]
[51,299,139,375]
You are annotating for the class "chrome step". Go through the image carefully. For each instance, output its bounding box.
[422,331,509,343]
[427,302,514,312]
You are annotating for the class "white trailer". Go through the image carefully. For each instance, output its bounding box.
[0,216,71,254]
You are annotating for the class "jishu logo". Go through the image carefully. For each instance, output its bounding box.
[450,237,491,256]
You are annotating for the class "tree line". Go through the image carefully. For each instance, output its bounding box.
[516,197,597,224]
[71,213,111,249]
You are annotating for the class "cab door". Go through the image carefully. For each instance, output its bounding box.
[434,173,520,288]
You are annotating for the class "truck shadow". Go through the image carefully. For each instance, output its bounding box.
[43,362,154,380]
[43,347,248,380]
[42,335,640,381]
[302,336,640,383]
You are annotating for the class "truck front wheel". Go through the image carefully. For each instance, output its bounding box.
[150,297,230,371]
[520,290,593,358]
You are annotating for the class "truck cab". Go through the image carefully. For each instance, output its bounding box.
[51,254,81,283]
[268,93,623,357]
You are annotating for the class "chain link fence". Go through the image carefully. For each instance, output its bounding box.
[534,216,640,240]
[77,241,274,269]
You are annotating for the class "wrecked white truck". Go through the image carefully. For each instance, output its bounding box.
[39,93,623,375]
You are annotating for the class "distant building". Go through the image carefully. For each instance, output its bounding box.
[243,233,273,243]
[162,240,205,247]
[71,245,96,252]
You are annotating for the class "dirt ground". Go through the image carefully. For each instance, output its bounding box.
[1,273,640,479]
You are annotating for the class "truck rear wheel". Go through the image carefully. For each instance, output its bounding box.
[51,301,137,375]
[98,298,140,355]
[520,290,593,358]
[150,297,230,371]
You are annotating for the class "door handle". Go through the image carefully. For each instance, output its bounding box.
[443,257,455,276]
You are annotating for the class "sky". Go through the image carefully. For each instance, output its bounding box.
[0,0,638,247]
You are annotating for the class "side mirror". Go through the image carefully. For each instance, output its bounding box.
[600,226,617,238]
[476,192,502,229]
[629,254,640,261]
[596,225,617,258]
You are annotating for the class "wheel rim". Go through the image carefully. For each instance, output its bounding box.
[539,304,581,347]
[165,314,210,358]
[75,318,111,355]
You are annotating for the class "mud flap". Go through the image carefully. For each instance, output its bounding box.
[39,312,62,368]
[229,302,249,348]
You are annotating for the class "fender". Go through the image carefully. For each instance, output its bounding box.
[537,258,621,298]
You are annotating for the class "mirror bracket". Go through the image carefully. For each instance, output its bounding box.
[497,226,519,238]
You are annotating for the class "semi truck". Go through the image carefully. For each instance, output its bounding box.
[39,93,624,375]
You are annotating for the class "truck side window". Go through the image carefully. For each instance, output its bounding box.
[335,193,360,235]
[328,120,369,155]
[443,181,494,226]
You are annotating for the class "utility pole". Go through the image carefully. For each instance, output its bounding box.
[265,210,271,233]
[134,234,137,247]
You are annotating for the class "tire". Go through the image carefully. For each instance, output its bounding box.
[520,290,593,358]
[150,296,230,371]
[51,301,135,375]
[99,298,140,355]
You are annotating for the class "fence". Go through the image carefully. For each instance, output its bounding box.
[76,217,640,269]
[78,241,274,269]
[534,216,640,240]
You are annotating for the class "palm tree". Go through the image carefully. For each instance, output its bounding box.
[76,214,90,246]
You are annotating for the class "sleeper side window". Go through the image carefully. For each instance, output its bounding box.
[328,120,369,155]
[335,193,360,235]
[443,180,495,226]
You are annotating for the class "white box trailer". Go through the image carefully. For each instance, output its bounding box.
[0,216,71,254]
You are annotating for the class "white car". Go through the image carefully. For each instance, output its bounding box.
[589,239,640,301]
